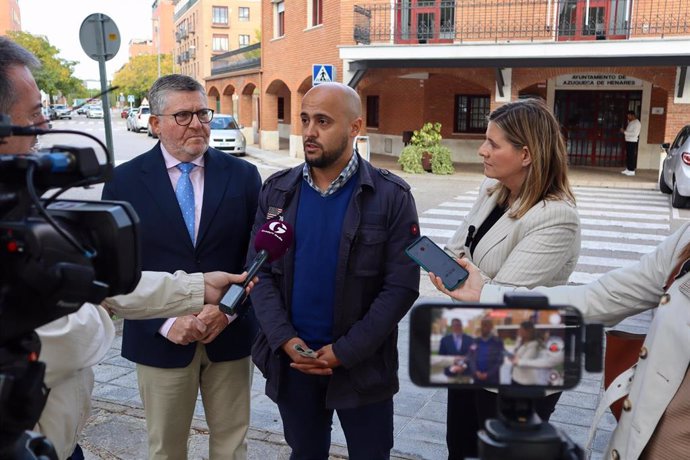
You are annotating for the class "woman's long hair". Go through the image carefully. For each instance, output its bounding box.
[487,98,575,218]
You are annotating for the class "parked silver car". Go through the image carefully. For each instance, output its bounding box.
[660,124,690,208]
[51,104,72,119]
[209,114,246,156]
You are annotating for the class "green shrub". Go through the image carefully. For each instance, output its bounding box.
[398,145,425,174]
[397,122,454,175]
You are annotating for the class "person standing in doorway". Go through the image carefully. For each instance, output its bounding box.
[621,110,641,176]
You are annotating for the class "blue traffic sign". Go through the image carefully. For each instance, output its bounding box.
[312,64,335,86]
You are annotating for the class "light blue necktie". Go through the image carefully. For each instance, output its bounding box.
[176,162,196,243]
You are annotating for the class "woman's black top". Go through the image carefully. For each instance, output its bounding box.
[468,204,507,258]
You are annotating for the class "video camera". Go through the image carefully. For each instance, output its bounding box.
[0,114,141,458]
[409,293,604,460]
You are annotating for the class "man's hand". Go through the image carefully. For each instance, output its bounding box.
[166,316,207,345]
[429,258,484,302]
[315,344,341,369]
[203,271,258,304]
[197,304,230,344]
[281,337,332,375]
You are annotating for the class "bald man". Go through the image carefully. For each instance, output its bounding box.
[248,82,420,459]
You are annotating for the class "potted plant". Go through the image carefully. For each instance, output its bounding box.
[398,122,454,175]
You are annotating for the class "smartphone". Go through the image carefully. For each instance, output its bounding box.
[405,236,469,290]
[409,302,583,390]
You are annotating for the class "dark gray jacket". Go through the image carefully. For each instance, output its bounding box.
[249,155,420,409]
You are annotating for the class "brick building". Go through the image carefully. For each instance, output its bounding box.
[208,0,690,170]
[0,0,21,35]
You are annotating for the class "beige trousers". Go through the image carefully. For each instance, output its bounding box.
[136,344,252,460]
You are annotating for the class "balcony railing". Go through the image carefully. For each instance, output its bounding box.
[211,43,261,75]
[353,0,690,45]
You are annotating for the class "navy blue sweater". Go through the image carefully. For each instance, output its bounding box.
[291,175,357,349]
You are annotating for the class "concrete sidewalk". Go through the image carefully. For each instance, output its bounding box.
[79,148,660,459]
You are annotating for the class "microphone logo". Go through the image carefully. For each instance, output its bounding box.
[268,221,288,234]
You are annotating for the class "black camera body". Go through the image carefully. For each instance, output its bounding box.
[0,115,142,458]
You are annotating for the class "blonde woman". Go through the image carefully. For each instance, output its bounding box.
[435,98,580,460]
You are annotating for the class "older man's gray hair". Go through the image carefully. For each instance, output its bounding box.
[148,74,206,115]
[0,36,41,114]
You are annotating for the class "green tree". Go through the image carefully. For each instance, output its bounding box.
[8,31,85,102]
[112,54,173,105]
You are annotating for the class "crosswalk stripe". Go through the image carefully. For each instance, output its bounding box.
[579,218,669,230]
[574,186,664,195]
[574,196,669,206]
[581,240,657,254]
[437,201,474,208]
[577,255,638,268]
[576,202,668,213]
[578,209,669,220]
[569,272,603,284]
[581,229,667,241]
[573,191,668,202]
[424,209,469,217]
[421,228,456,239]
[419,217,464,226]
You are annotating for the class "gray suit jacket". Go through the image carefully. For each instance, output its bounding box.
[445,178,580,288]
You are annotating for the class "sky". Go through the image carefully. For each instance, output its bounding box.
[20,0,155,84]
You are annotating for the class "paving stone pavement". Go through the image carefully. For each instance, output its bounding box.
[77,148,660,459]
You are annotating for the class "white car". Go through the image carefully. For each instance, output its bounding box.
[131,106,151,132]
[126,108,140,131]
[86,105,104,119]
[660,124,690,208]
[209,114,246,156]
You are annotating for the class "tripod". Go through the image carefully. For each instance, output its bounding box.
[477,389,583,460]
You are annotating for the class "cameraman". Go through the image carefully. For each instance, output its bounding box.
[0,37,255,459]
[429,224,690,459]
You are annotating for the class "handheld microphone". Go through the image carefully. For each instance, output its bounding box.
[219,219,294,316]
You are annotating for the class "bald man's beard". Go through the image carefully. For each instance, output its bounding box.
[304,134,350,169]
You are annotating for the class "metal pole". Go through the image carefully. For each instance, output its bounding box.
[94,13,115,156]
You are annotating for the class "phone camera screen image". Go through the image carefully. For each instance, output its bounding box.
[409,304,582,390]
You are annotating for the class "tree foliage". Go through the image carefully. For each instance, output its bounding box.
[112,54,173,105]
[8,31,85,101]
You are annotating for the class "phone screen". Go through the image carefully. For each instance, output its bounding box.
[409,303,582,390]
[405,236,469,290]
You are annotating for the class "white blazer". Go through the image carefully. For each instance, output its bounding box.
[482,222,690,459]
[446,178,581,288]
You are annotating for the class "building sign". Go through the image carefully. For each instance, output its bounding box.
[556,74,644,90]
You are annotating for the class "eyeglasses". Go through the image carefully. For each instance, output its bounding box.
[155,108,214,126]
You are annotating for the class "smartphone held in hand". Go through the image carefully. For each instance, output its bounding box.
[405,236,469,290]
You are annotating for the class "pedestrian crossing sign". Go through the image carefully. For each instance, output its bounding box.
[312,64,335,86]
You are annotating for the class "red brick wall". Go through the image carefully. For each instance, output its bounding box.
[261,0,347,133]
[648,86,668,144]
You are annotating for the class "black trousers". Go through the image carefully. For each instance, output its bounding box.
[625,141,639,171]
[277,365,394,460]
[446,389,562,460]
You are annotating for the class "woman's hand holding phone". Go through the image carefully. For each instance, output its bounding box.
[428,257,484,302]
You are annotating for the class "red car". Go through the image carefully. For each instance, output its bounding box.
[121,108,131,118]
